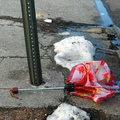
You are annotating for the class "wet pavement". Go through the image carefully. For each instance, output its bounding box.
[0,0,120,119]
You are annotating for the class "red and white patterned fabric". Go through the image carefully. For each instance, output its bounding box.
[66,61,120,102]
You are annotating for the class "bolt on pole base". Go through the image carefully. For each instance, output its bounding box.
[21,0,42,86]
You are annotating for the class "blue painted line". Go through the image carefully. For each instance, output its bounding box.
[116,81,120,86]
[94,0,113,26]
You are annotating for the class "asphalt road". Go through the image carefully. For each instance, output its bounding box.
[102,0,120,27]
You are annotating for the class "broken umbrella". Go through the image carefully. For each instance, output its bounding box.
[10,61,120,102]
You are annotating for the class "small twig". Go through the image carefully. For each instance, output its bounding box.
[96,47,117,55]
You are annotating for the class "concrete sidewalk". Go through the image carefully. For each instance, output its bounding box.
[0,0,120,119]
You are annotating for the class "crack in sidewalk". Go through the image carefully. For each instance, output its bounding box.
[0,16,22,23]
[0,56,27,59]
[0,58,4,64]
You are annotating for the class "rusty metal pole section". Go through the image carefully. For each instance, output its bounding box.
[21,0,42,85]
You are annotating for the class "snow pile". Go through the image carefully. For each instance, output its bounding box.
[47,103,90,120]
[54,36,95,70]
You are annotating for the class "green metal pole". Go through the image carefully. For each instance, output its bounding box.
[21,0,42,85]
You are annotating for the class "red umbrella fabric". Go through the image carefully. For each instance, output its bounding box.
[66,61,120,102]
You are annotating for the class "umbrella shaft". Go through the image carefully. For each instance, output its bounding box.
[18,87,65,91]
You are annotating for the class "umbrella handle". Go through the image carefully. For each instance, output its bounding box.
[10,87,19,99]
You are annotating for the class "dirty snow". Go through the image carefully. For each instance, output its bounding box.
[54,36,95,70]
[47,103,90,120]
